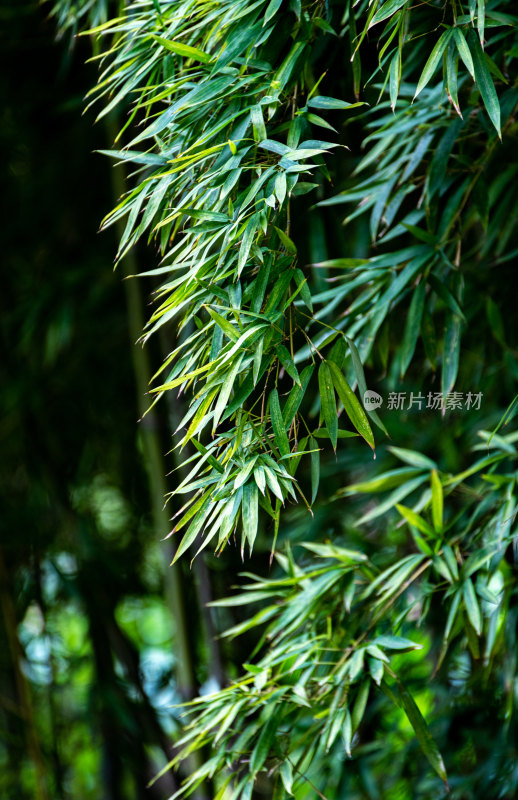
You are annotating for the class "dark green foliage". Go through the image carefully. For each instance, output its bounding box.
[38,0,518,797]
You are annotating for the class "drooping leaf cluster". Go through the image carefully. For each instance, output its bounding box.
[50,0,518,796]
[63,0,518,569]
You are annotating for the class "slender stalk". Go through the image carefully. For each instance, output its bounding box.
[0,547,49,800]
[104,116,209,798]
[105,116,195,697]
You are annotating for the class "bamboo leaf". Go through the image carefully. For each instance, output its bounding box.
[309,436,320,504]
[441,309,462,398]
[328,361,375,451]
[206,308,239,341]
[277,345,301,386]
[318,362,338,451]
[396,680,448,784]
[463,578,482,635]
[396,504,435,537]
[346,336,389,437]
[389,50,400,112]
[307,96,365,111]
[264,0,283,25]
[274,226,297,255]
[453,28,475,79]
[270,389,290,456]
[399,279,426,378]
[242,482,259,555]
[250,715,277,773]
[414,30,453,99]
[149,35,211,63]
[370,0,409,28]
[430,470,443,531]
[468,29,501,136]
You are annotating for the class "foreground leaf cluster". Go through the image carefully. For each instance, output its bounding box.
[50,0,518,796]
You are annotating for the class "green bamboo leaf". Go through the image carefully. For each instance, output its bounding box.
[273,226,297,255]
[434,556,454,583]
[343,467,422,495]
[172,500,211,563]
[238,214,260,276]
[373,635,422,651]
[328,361,375,451]
[346,337,389,437]
[453,28,475,78]
[251,262,271,314]
[441,309,462,397]
[351,680,370,732]
[368,657,384,686]
[206,308,239,341]
[234,459,258,490]
[191,439,224,473]
[309,435,320,504]
[250,714,277,773]
[421,304,437,370]
[306,112,337,132]
[399,279,426,378]
[293,268,313,311]
[183,388,218,442]
[279,761,293,795]
[387,446,437,470]
[396,504,435,537]
[275,172,287,207]
[264,271,292,315]
[358,475,428,524]
[242,482,259,555]
[282,365,314,428]
[414,29,453,99]
[264,0,283,24]
[444,589,461,641]
[250,104,267,142]
[277,345,301,386]
[430,470,443,531]
[442,544,459,582]
[427,275,465,320]
[463,578,482,635]
[313,429,358,440]
[370,0,409,28]
[149,36,211,63]
[389,50,401,113]
[212,354,244,432]
[349,8,361,99]
[275,40,306,90]
[270,389,290,456]
[318,362,338,451]
[468,29,501,136]
[427,117,465,200]
[343,708,353,756]
[477,0,485,47]
[486,394,518,447]
[446,41,462,117]
[307,96,365,111]
[396,680,448,784]
[263,466,284,503]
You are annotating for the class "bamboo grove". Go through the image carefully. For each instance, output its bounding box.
[51,0,518,798]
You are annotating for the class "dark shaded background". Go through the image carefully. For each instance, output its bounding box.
[1,4,517,800]
[0,4,200,798]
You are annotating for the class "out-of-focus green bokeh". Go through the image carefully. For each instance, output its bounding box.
[0,5,188,798]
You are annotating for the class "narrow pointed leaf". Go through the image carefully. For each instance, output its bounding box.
[318,362,338,450]
[328,361,375,450]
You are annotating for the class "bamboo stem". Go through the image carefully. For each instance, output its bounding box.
[0,547,49,800]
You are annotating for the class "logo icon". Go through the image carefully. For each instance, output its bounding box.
[363,390,383,409]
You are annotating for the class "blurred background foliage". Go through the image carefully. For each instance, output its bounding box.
[1,1,517,800]
[0,3,197,798]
